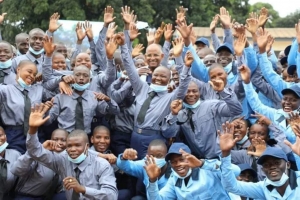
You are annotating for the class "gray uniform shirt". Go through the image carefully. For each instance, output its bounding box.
[26,133,118,200]
[11,51,44,73]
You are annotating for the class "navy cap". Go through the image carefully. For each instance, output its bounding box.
[287,65,297,75]
[257,147,288,165]
[195,37,209,47]
[237,164,257,178]
[216,42,234,54]
[165,143,191,162]
[281,84,300,98]
[284,45,291,57]
[280,56,288,66]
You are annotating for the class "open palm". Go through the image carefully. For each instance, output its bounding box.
[29,104,51,127]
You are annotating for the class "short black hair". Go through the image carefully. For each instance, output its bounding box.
[208,63,224,74]
[18,60,37,69]
[149,139,167,152]
[93,126,110,136]
[68,129,88,143]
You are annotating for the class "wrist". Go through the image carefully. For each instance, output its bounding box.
[46,53,53,57]
[221,150,230,158]
[121,155,127,160]
[243,79,250,84]
[29,127,38,135]
[259,48,266,54]
[211,30,215,34]
[88,38,93,42]
[171,111,178,115]
[107,55,113,60]
[149,178,157,183]
[80,185,86,194]
[48,29,54,33]
[77,40,83,45]
[104,23,109,28]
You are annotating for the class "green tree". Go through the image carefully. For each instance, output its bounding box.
[276,10,300,28]
[249,2,280,28]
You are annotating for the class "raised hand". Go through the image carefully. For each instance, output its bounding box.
[234,34,246,56]
[210,15,219,33]
[59,82,73,96]
[218,7,231,29]
[179,149,202,168]
[147,29,155,45]
[295,19,300,45]
[115,32,125,46]
[252,112,272,126]
[43,140,60,151]
[176,6,186,22]
[172,37,184,57]
[29,104,51,128]
[258,7,269,28]
[209,78,225,92]
[143,155,161,182]
[247,138,266,157]
[238,64,251,84]
[266,34,274,54]
[106,22,118,40]
[184,51,194,67]
[48,12,62,33]
[175,20,193,40]
[129,23,141,41]
[233,23,246,39]
[76,22,86,42]
[154,22,165,44]
[122,148,138,160]
[43,35,56,57]
[190,29,197,45]
[132,44,144,58]
[0,12,7,24]
[170,99,182,115]
[130,14,137,25]
[246,15,259,35]
[218,122,238,156]
[256,27,269,53]
[121,6,133,24]
[285,136,300,156]
[94,92,110,102]
[105,35,118,59]
[288,112,300,137]
[104,6,116,27]
[164,23,174,42]
[83,21,93,42]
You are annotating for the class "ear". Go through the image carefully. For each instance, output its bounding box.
[160,53,164,60]
[90,136,94,144]
[287,161,291,169]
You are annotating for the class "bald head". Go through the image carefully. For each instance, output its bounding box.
[15,33,29,44]
[146,44,163,54]
[154,66,171,78]
[18,60,36,69]
[68,130,89,144]
[93,126,110,136]
[197,47,214,59]
[29,28,45,36]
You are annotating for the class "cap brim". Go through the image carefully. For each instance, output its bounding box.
[257,154,286,165]
[165,152,181,162]
[216,46,233,54]
[281,88,300,98]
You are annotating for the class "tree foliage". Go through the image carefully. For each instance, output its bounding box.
[276,10,300,28]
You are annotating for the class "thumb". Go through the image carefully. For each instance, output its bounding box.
[284,140,293,148]
[247,151,257,156]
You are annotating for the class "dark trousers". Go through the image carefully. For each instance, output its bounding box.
[14,195,43,200]
[110,130,132,156]
[5,127,26,154]
[130,131,166,160]
[118,189,132,200]
[51,191,67,200]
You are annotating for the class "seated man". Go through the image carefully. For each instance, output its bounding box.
[143,142,239,199]
[26,103,118,200]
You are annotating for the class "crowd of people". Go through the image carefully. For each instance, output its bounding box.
[1,3,300,200]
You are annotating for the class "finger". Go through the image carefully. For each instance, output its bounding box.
[284,140,293,148]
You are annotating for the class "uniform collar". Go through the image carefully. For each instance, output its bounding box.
[266,169,298,192]
[71,90,88,101]
[25,51,43,63]
[175,168,199,188]
[72,152,91,172]
[0,67,12,74]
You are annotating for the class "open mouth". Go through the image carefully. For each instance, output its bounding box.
[283,106,292,112]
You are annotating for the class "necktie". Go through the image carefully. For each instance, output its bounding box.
[0,159,8,199]
[23,90,31,135]
[34,60,39,65]
[71,167,81,200]
[75,97,84,130]
[187,109,195,132]
[0,71,5,84]
[137,91,156,124]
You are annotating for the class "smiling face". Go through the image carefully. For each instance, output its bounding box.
[0,42,13,62]
[261,157,289,181]
[184,82,200,105]
[145,44,164,70]
[29,30,44,52]
[209,65,228,86]
[91,129,110,153]
[281,92,300,112]
[17,62,37,85]
[52,53,67,71]
[73,66,90,85]
[0,129,6,146]
[15,35,29,55]
[55,44,68,58]
[169,154,190,177]
[75,53,92,69]
[171,69,179,86]
[51,129,67,153]
[233,119,249,141]
[248,123,269,143]
[151,66,170,86]
[216,49,233,67]
[66,136,88,159]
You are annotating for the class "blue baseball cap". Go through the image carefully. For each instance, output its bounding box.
[287,65,296,75]
[165,143,191,162]
[237,164,257,178]
[257,147,288,165]
[281,84,300,98]
[280,56,288,66]
[195,37,209,47]
[284,45,291,57]
[216,42,234,54]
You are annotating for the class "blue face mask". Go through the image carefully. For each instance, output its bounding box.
[168,59,175,68]
[72,83,90,91]
[150,84,168,93]
[117,71,122,78]
[171,168,192,179]
[0,59,12,69]
[67,144,88,164]
[224,62,233,74]
[236,135,248,144]
[265,164,289,187]
[183,100,201,109]
[29,46,44,55]
[144,157,167,168]
[17,77,31,89]
[0,142,8,153]
[282,108,300,118]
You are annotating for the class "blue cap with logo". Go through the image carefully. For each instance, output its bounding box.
[281,84,300,98]
[216,42,234,54]
[257,147,288,165]
[165,143,191,162]
[195,37,210,47]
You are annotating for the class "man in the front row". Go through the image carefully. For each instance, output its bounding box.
[25,103,118,200]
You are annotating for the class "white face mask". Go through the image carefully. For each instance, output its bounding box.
[265,163,289,187]
[171,168,192,179]
[0,142,8,153]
